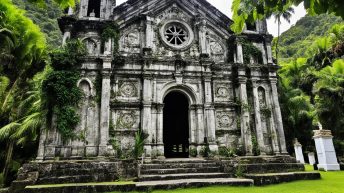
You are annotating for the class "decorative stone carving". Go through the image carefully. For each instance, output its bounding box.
[83,38,97,55]
[214,83,232,102]
[119,82,137,97]
[207,34,225,62]
[119,112,136,128]
[216,112,235,129]
[120,29,140,54]
[156,5,191,24]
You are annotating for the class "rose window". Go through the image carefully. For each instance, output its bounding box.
[160,20,194,49]
[164,25,188,46]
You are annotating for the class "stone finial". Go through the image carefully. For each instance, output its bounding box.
[318,122,323,130]
[294,138,301,146]
[90,10,96,17]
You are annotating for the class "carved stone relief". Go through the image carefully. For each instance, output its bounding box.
[120,29,140,54]
[114,110,140,130]
[216,111,235,129]
[83,38,98,55]
[119,82,138,97]
[214,83,232,102]
[156,5,191,24]
[207,32,225,62]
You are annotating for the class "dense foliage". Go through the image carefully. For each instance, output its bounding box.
[43,40,86,141]
[278,21,344,156]
[231,0,344,33]
[0,0,47,186]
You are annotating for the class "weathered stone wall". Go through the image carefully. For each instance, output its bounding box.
[10,160,137,193]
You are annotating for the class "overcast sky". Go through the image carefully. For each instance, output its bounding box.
[116,0,306,37]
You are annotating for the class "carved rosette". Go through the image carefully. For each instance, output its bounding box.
[214,84,232,102]
[216,112,235,129]
[119,82,137,97]
[119,112,136,128]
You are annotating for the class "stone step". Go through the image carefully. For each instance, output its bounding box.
[138,172,231,182]
[43,168,113,177]
[149,158,212,164]
[140,167,221,175]
[140,162,218,170]
[244,171,321,186]
[240,163,305,174]
[23,178,254,193]
[37,174,117,185]
[135,178,254,191]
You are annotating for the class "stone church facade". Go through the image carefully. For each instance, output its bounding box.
[37,0,288,160]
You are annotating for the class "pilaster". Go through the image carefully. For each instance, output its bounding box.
[269,77,288,154]
[98,57,112,156]
[251,78,266,155]
[238,69,253,155]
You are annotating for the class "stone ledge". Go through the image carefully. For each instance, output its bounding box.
[244,172,321,186]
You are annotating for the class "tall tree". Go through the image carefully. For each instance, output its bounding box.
[231,0,344,33]
[273,6,294,62]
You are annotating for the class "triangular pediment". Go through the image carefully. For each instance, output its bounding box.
[114,0,233,34]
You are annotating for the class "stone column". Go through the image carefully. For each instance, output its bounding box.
[156,103,165,159]
[269,76,288,154]
[196,104,205,153]
[145,16,154,49]
[266,42,273,64]
[252,79,266,155]
[294,138,305,164]
[36,129,47,161]
[204,77,217,152]
[62,28,71,46]
[313,128,340,171]
[236,41,244,64]
[79,0,88,18]
[142,75,152,157]
[238,69,253,155]
[98,58,112,156]
[264,88,281,155]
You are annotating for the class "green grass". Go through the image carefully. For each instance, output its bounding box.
[108,165,344,193]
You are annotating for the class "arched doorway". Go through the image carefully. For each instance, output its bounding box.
[163,92,190,158]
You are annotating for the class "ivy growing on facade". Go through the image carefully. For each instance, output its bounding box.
[42,40,86,142]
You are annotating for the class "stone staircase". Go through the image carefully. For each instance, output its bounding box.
[136,158,253,189]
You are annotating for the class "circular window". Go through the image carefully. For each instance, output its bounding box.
[165,25,188,45]
[160,20,194,50]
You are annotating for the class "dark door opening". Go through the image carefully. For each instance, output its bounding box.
[163,92,189,158]
[87,0,101,18]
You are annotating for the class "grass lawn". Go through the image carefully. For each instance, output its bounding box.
[109,165,344,193]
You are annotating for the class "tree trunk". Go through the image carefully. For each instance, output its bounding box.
[276,17,281,63]
[2,141,14,184]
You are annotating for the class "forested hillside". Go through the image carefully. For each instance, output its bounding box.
[275,14,343,63]
[12,0,62,47]
[276,15,344,155]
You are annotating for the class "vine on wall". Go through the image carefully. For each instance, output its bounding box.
[238,38,263,64]
[43,40,86,142]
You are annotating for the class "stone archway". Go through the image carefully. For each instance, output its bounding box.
[163,91,190,158]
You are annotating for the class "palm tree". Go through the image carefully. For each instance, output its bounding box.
[0,69,47,181]
[273,6,295,62]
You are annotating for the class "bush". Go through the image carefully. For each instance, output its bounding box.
[189,147,197,157]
